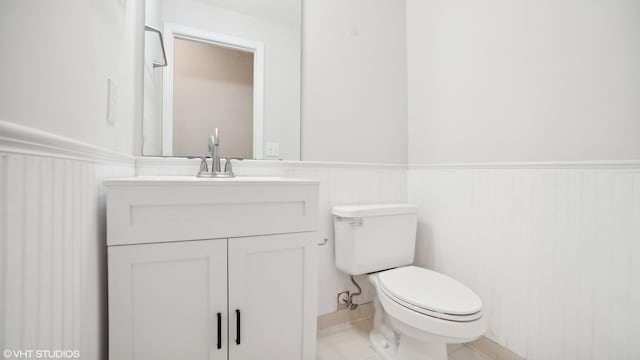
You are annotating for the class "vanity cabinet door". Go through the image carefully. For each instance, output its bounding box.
[108,239,228,360]
[228,233,317,360]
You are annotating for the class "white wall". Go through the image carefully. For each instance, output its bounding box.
[0,122,135,360]
[302,0,408,164]
[409,165,640,359]
[159,0,301,160]
[0,0,144,155]
[406,0,640,358]
[0,1,142,357]
[406,0,640,163]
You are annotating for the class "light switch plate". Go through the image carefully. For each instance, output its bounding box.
[266,142,279,157]
[106,78,117,125]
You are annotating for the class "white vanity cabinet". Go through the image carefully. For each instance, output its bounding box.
[227,233,316,360]
[108,239,229,360]
[105,177,319,360]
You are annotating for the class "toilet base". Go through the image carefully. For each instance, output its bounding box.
[370,329,446,360]
[369,293,398,360]
[369,327,396,360]
[397,335,447,360]
[369,295,448,360]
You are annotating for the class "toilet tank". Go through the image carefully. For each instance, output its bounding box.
[332,204,418,275]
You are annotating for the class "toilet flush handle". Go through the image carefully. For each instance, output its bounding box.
[334,216,363,226]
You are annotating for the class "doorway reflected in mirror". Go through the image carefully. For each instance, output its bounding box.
[142,0,301,160]
[173,38,254,158]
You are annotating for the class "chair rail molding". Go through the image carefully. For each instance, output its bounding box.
[409,160,640,170]
[0,120,135,164]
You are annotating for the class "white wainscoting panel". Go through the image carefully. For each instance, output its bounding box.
[136,157,408,315]
[408,166,640,360]
[0,153,134,359]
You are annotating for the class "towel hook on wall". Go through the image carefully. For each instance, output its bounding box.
[144,25,168,68]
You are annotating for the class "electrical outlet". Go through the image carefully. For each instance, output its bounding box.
[106,78,117,125]
[337,291,350,311]
[266,142,279,157]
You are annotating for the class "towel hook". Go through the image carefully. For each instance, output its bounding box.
[144,25,168,68]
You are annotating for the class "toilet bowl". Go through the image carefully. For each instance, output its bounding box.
[332,204,486,360]
[367,266,486,360]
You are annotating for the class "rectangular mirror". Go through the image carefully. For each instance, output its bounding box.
[143,0,301,160]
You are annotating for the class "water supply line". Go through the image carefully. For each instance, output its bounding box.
[344,276,362,310]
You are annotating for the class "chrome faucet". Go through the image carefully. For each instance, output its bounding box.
[194,128,235,178]
[209,128,221,173]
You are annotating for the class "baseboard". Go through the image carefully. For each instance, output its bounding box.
[467,336,525,360]
[317,304,525,359]
[317,302,374,332]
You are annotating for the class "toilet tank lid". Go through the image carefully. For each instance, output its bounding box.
[332,204,417,218]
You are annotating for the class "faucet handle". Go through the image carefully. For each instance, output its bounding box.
[188,156,209,173]
[198,157,209,172]
[224,157,233,173]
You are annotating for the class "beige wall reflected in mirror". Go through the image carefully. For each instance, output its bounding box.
[173,38,254,158]
[142,0,301,160]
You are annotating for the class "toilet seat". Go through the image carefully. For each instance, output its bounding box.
[377,266,483,322]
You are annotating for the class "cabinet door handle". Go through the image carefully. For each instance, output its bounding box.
[235,309,241,345]
[217,312,222,349]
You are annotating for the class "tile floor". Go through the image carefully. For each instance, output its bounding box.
[317,318,494,360]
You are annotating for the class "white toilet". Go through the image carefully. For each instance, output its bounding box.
[332,204,486,360]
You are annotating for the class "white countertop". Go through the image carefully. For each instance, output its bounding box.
[103,176,320,186]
